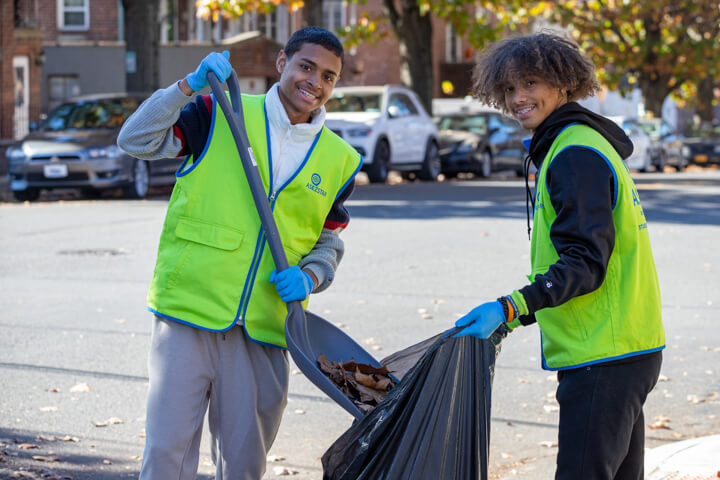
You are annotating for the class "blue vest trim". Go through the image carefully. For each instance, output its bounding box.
[235,228,268,323]
[541,342,665,371]
[176,93,219,178]
[264,103,273,189]
[553,144,619,209]
[148,306,237,333]
[336,154,363,200]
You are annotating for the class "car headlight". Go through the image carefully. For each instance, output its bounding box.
[6,147,27,163]
[347,127,372,137]
[88,145,120,159]
[455,140,476,154]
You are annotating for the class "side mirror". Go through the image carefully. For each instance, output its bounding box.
[29,122,38,132]
[387,105,400,118]
[488,127,500,136]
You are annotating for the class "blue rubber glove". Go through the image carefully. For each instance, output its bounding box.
[186,50,232,92]
[270,266,314,302]
[453,300,506,339]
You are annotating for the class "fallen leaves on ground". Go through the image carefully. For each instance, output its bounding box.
[273,465,299,475]
[317,355,396,413]
[648,415,672,430]
[538,440,558,448]
[93,417,124,427]
[31,455,60,462]
[68,383,91,393]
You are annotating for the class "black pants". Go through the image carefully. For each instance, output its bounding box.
[555,351,662,480]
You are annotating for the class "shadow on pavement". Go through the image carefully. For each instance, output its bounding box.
[0,428,213,480]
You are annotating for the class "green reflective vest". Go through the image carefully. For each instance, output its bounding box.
[147,93,362,348]
[530,123,665,370]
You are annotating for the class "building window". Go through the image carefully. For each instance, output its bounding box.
[445,25,462,64]
[323,0,346,30]
[57,0,89,31]
[47,75,81,112]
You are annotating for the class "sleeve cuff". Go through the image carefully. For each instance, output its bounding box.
[510,290,529,316]
[301,262,329,293]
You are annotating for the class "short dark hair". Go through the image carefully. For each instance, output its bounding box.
[472,31,600,114]
[284,26,345,67]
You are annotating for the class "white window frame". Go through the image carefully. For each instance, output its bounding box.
[323,0,347,31]
[57,0,90,31]
[445,24,462,64]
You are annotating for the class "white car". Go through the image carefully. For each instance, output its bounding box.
[608,116,653,172]
[324,85,440,183]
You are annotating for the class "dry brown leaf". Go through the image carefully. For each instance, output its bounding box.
[267,454,285,462]
[539,441,558,448]
[32,455,60,462]
[18,443,39,450]
[69,383,91,393]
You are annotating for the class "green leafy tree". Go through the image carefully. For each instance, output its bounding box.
[198,0,547,114]
[549,0,720,118]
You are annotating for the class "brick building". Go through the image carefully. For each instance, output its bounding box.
[0,0,44,142]
[0,0,475,142]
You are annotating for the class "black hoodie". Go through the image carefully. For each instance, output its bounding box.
[516,102,634,325]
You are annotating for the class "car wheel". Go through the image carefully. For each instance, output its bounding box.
[366,139,389,184]
[640,150,652,173]
[476,150,493,178]
[123,159,150,199]
[676,156,687,172]
[418,140,440,181]
[12,188,40,202]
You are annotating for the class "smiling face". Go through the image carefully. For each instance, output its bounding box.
[275,42,342,125]
[503,76,568,132]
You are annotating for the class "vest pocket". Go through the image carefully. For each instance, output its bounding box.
[175,216,244,250]
[166,216,246,293]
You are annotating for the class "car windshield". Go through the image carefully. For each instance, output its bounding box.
[436,115,488,134]
[325,93,382,113]
[38,98,141,131]
[636,121,660,137]
[689,123,720,138]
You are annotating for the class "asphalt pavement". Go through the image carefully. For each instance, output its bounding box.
[1,168,719,479]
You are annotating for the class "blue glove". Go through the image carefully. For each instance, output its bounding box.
[186,50,232,92]
[453,300,506,339]
[270,266,314,302]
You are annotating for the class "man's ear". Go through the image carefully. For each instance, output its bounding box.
[276,50,287,74]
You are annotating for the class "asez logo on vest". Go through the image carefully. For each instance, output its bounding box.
[306,173,327,197]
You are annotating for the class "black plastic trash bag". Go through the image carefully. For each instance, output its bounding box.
[321,325,505,480]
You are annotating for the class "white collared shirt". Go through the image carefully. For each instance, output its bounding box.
[264,83,326,192]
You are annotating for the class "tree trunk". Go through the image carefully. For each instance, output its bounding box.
[696,76,715,123]
[382,0,434,115]
[302,0,324,28]
[638,74,671,119]
[123,0,161,93]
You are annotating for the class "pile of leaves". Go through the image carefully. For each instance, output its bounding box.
[317,355,397,413]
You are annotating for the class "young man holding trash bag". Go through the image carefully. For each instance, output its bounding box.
[117,27,361,479]
[454,32,665,479]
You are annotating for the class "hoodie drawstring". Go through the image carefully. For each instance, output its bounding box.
[523,154,535,240]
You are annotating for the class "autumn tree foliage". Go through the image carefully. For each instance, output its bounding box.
[548,0,720,118]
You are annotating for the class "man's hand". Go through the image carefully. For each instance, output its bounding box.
[186,50,232,92]
[270,266,314,302]
[453,300,506,339]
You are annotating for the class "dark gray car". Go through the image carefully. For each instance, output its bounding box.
[435,110,530,178]
[6,93,181,201]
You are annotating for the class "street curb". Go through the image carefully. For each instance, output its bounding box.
[645,435,720,480]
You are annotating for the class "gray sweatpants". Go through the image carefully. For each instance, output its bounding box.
[139,316,290,480]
